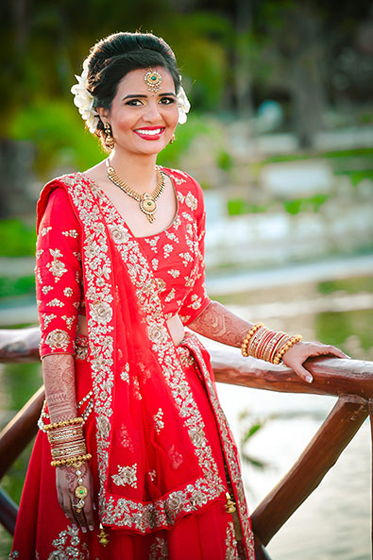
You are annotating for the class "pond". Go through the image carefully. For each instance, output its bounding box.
[0,261,372,559]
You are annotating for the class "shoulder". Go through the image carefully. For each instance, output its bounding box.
[161,167,204,213]
[37,173,82,233]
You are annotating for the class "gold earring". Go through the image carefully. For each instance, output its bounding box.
[104,122,114,150]
[169,134,176,145]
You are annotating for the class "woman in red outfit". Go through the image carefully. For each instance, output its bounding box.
[10,32,346,560]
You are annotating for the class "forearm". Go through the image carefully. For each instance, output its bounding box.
[188,300,253,347]
[42,353,78,423]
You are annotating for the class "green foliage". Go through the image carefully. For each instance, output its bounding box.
[238,410,269,469]
[0,219,36,257]
[0,276,36,299]
[10,100,102,176]
[318,276,373,296]
[217,150,233,171]
[263,147,373,165]
[283,193,329,215]
[315,309,373,352]
[227,199,270,216]
[334,169,373,187]
[158,113,224,168]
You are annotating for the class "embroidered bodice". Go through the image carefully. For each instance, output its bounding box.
[36,168,210,356]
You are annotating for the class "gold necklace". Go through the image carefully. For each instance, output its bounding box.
[106,161,165,223]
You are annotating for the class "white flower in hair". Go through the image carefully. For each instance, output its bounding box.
[71,58,100,133]
[177,86,191,125]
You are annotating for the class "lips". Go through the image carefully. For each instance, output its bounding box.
[134,127,165,140]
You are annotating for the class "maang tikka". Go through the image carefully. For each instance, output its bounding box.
[144,68,162,93]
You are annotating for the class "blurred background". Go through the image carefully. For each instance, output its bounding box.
[0,1,372,558]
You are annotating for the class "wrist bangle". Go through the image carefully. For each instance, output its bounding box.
[273,334,302,365]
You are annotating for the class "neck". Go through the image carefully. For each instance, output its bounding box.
[107,151,158,194]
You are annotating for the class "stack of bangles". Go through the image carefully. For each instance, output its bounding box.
[45,417,91,514]
[241,323,302,364]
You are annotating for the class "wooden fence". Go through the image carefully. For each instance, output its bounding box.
[1,327,372,559]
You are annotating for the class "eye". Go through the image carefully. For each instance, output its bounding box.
[159,96,175,105]
[125,99,144,107]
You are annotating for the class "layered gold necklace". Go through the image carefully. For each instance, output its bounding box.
[106,161,165,223]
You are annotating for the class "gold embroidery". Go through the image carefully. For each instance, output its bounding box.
[163,244,174,258]
[45,329,70,351]
[62,315,75,330]
[149,537,169,560]
[120,425,134,451]
[185,192,198,210]
[41,226,52,236]
[90,300,113,323]
[153,408,164,434]
[64,287,73,297]
[46,298,64,307]
[62,229,79,238]
[48,524,89,559]
[47,248,67,281]
[42,313,57,329]
[42,285,53,295]
[225,521,239,560]
[112,464,137,488]
[120,363,130,383]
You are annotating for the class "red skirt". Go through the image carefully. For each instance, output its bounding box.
[10,343,249,560]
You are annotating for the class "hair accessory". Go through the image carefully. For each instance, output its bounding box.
[104,122,114,149]
[177,84,191,124]
[144,68,163,93]
[106,161,166,223]
[71,57,100,133]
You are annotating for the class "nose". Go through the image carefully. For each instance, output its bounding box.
[143,99,161,122]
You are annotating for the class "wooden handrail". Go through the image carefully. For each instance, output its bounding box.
[1,327,372,554]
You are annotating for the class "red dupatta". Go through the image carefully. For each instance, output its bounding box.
[37,171,255,558]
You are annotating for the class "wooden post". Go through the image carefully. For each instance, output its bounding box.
[251,395,368,545]
[0,386,45,480]
[369,399,373,550]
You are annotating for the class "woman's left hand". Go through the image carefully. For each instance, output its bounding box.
[282,341,349,384]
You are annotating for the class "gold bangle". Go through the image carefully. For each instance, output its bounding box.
[241,323,264,357]
[51,453,92,468]
[273,334,302,365]
[44,417,84,432]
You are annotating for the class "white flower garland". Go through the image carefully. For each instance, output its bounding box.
[70,59,100,134]
[71,59,191,133]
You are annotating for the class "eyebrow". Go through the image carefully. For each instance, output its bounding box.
[122,92,177,101]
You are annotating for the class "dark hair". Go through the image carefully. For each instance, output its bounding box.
[84,32,180,146]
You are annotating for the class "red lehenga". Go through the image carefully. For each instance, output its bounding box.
[10,168,256,560]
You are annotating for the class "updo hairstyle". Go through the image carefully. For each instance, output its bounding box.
[85,32,181,148]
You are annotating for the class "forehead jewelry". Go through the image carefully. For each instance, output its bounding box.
[144,68,162,93]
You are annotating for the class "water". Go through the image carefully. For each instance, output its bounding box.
[0,265,372,559]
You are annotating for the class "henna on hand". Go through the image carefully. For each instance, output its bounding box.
[188,300,253,348]
[42,353,78,423]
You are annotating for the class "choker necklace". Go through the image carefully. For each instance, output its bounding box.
[106,161,165,223]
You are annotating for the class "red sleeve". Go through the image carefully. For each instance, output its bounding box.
[178,177,211,326]
[35,187,83,357]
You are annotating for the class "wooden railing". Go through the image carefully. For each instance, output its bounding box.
[1,327,372,559]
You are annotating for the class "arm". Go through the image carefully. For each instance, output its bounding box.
[42,354,95,532]
[188,300,348,383]
[36,187,95,532]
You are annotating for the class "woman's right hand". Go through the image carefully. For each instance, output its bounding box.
[56,462,96,533]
